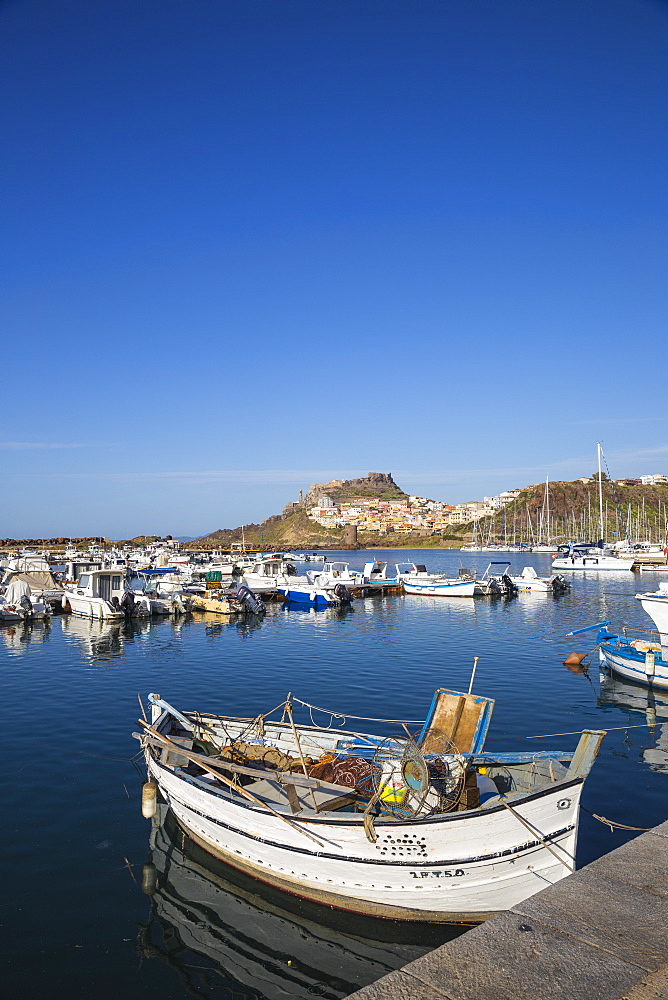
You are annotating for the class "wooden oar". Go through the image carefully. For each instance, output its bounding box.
[135,732,357,795]
[137,719,328,848]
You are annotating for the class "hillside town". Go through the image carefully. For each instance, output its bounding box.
[304,474,668,536]
[305,489,521,534]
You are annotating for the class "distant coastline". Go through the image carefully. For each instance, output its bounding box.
[3,470,667,554]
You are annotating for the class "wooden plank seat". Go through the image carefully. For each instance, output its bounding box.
[242,777,360,815]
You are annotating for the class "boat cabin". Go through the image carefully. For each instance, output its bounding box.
[74,568,126,604]
[362,561,388,582]
[65,559,104,583]
[247,560,292,578]
[396,562,428,579]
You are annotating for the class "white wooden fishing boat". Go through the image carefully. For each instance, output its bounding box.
[141,804,439,999]
[569,619,668,692]
[135,689,604,923]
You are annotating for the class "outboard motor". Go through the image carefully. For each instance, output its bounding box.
[286,563,297,576]
[170,594,189,614]
[19,594,33,617]
[120,590,136,618]
[333,583,352,603]
[110,596,121,612]
[236,585,266,615]
[501,574,517,595]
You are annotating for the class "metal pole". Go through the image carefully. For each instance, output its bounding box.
[468,656,480,695]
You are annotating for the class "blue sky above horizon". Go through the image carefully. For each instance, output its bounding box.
[2,0,667,537]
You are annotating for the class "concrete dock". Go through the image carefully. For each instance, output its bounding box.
[348,820,668,1000]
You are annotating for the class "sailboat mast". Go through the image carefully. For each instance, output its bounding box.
[597,442,605,543]
[545,476,550,544]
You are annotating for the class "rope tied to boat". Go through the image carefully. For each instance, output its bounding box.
[580,805,654,833]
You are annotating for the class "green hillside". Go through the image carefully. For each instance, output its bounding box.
[461,479,668,544]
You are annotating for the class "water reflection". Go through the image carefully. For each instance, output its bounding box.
[1,619,51,654]
[61,615,126,661]
[400,594,479,618]
[139,807,458,1000]
[598,672,668,773]
[199,613,268,640]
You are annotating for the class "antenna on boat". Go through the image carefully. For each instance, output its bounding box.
[468,656,480,695]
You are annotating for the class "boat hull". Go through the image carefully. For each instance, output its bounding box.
[63,593,124,619]
[636,593,668,636]
[147,755,582,923]
[0,601,51,621]
[402,580,475,597]
[278,587,339,606]
[552,555,633,571]
[510,578,551,593]
[600,643,668,691]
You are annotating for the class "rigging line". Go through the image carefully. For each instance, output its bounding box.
[525,722,661,739]
[291,696,424,724]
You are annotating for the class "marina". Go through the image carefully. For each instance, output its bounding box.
[3,547,668,999]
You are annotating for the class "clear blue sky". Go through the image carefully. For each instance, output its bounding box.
[2,0,667,538]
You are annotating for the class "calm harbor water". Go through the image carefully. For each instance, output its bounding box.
[3,549,667,999]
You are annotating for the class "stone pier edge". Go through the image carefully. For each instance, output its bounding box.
[347,818,668,1000]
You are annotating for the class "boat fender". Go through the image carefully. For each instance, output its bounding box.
[141,780,158,819]
[563,652,588,666]
[645,651,656,678]
[141,862,158,896]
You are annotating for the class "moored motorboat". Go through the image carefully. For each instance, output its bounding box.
[191,586,265,615]
[472,562,517,597]
[508,566,570,594]
[241,558,309,594]
[308,561,363,590]
[278,583,353,606]
[0,575,51,621]
[636,581,668,638]
[134,688,604,923]
[359,561,398,589]
[62,567,127,619]
[402,577,475,597]
[552,544,634,572]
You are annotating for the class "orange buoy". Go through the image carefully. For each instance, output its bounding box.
[563,652,588,666]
